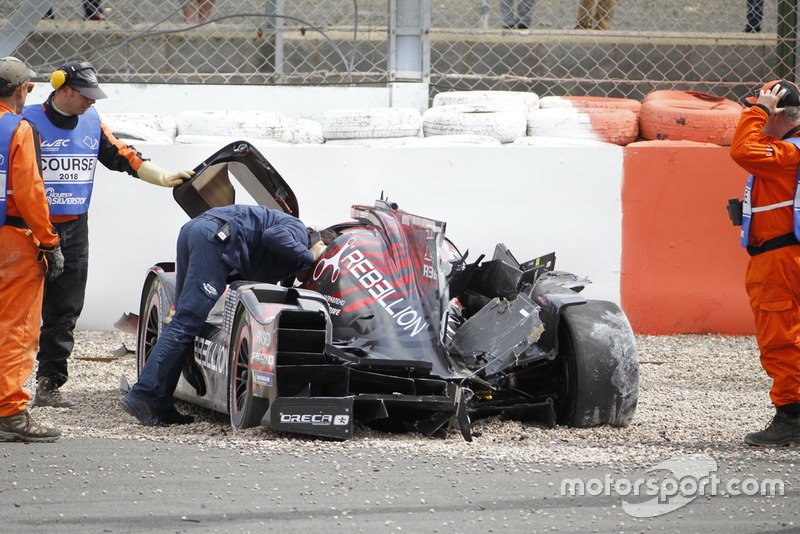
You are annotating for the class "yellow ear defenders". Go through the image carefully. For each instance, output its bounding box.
[50,61,93,90]
[50,68,67,90]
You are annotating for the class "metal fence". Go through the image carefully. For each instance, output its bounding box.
[1,0,797,102]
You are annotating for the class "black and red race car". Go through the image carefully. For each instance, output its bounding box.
[131,141,639,441]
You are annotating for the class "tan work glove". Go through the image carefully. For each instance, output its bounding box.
[138,160,195,188]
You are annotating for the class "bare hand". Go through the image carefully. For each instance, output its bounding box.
[757,84,787,114]
[310,240,327,261]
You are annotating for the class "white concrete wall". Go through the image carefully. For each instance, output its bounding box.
[22,83,623,330]
[82,141,624,330]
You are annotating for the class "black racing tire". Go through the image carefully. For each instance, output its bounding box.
[555,300,639,427]
[229,307,270,430]
[137,275,163,379]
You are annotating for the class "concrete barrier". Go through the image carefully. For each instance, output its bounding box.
[34,84,752,335]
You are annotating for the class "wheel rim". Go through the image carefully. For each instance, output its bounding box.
[233,335,251,422]
[138,288,161,373]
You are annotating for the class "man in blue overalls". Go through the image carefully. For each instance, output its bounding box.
[120,204,327,426]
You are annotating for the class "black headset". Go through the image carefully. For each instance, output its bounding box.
[50,61,93,90]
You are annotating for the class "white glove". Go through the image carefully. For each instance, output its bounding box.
[138,160,195,188]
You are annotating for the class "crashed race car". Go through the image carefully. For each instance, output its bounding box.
[131,141,639,441]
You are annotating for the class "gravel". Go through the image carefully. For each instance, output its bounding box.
[25,331,797,467]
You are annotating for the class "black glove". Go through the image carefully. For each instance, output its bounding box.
[39,245,65,281]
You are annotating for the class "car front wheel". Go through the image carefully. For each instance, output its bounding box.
[229,307,270,429]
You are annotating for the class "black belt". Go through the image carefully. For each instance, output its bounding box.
[747,232,800,256]
[3,216,29,229]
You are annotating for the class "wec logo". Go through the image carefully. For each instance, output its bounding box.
[41,139,70,149]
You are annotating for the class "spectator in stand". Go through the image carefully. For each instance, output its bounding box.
[500,0,534,29]
[183,0,217,24]
[745,0,763,33]
[44,1,107,21]
[575,0,615,30]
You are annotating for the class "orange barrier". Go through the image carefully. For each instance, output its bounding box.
[622,141,755,334]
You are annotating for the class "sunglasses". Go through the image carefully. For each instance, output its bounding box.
[24,83,34,93]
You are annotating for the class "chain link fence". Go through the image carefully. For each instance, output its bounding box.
[1,0,797,102]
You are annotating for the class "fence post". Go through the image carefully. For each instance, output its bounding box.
[388,0,430,82]
[262,0,285,83]
[776,0,797,81]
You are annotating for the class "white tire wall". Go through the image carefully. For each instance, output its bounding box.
[539,96,642,117]
[321,107,422,140]
[322,137,416,147]
[282,117,325,144]
[174,135,287,147]
[526,108,638,146]
[100,112,179,139]
[422,105,527,143]
[103,121,175,144]
[432,90,540,113]
[176,110,287,140]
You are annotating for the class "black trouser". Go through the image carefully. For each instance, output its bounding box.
[44,1,103,19]
[746,0,763,31]
[36,213,89,388]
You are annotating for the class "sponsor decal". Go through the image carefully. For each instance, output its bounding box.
[312,237,429,337]
[0,154,4,165]
[195,337,227,374]
[40,139,70,150]
[201,282,218,299]
[334,415,350,425]
[83,136,99,150]
[313,237,357,282]
[279,413,350,426]
[323,294,345,316]
[313,237,435,337]
[250,352,275,367]
[256,329,271,347]
[342,249,428,337]
[44,188,88,205]
[253,370,273,386]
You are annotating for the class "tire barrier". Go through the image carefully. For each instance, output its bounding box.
[174,135,288,147]
[626,139,720,148]
[322,137,417,147]
[423,104,527,143]
[282,117,325,145]
[176,110,287,140]
[320,107,422,140]
[102,120,175,144]
[639,90,744,145]
[432,90,540,113]
[101,112,179,139]
[526,108,638,146]
[539,95,642,117]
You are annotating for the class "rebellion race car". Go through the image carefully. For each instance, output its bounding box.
[130,141,639,441]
